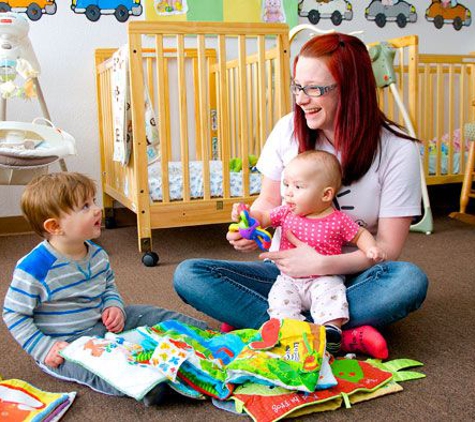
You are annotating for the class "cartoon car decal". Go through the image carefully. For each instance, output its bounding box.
[71,0,143,22]
[425,0,472,31]
[0,1,57,21]
[298,0,354,26]
[365,0,417,28]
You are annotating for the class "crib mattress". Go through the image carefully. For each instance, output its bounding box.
[148,160,262,201]
[427,151,466,175]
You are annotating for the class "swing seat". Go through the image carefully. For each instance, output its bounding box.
[0,118,76,185]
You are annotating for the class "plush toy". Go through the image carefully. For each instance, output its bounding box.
[229,154,258,172]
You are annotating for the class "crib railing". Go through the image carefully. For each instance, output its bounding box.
[374,35,475,186]
[418,53,475,185]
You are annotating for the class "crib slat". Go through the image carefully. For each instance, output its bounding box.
[154,34,170,204]
[176,34,191,202]
[459,64,467,174]
[435,63,444,176]
[266,59,273,136]
[447,64,455,175]
[197,34,211,201]
[218,34,231,199]
[257,35,267,156]
[238,34,250,198]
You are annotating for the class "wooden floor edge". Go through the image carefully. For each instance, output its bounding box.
[0,216,33,236]
[0,208,137,237]
[449,212,475,226]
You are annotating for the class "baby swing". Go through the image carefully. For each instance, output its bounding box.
[0,12,76,185]
[288,24,433,235]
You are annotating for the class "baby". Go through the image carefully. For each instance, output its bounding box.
[234,150,386,354]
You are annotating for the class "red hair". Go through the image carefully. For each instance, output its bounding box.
[293,32,414,185]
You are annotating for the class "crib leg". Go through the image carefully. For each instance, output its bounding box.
[449,133,475,225]
[104,207,117,229]
[139,237,159,266]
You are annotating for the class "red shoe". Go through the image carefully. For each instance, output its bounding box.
[341,325,389,359]
[220,323,236,333]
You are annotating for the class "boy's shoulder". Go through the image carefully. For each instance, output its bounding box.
[85,240,108,260]
[16,241,59,281]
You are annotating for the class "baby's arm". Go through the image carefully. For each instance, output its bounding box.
[352,228,387,263]
[231,203,272,228]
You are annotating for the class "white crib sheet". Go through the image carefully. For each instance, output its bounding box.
[148,160,262,201]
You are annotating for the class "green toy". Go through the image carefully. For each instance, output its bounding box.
[229,155,258,172]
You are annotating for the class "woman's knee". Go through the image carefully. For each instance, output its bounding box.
[173,259,207,302]
[397,262,429,308]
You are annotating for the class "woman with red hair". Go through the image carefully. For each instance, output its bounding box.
[174,33,428,358]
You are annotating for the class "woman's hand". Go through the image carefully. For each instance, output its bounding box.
[259,231,325,277]
[226,228,259,252]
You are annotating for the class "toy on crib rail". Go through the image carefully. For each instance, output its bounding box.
[229,203,272,251]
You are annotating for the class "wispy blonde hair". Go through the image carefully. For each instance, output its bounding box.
[293,150,342,191]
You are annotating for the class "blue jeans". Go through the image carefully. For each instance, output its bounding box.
[173,259,428,330]
[39,305,208,396]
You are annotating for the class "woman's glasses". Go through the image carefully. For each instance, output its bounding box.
[290,83,337,98]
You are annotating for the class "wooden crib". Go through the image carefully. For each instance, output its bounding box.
[376,35,475,186]
[95,21,291,265]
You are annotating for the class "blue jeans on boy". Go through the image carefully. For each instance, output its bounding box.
[39,305,207,396]
[173,259,428,330]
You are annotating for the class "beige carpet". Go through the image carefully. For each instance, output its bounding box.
[0,204,474,421]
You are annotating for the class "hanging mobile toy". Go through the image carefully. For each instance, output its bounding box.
[229,204,272,251]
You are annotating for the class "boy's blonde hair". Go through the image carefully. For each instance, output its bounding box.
[294,150,342,191]
[21,172,97,238]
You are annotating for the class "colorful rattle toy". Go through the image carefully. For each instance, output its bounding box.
[229,203,272,251]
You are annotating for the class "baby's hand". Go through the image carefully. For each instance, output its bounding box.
[44,341,69,368]
[366,246,387,263]
[102,306,125,333]
[231,203,247,222]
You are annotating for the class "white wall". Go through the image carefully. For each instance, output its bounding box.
[1,3,474,217]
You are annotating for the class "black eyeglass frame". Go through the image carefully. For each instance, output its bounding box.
[290,82,338,98]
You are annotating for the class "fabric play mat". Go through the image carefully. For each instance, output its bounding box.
[60,318,425,421]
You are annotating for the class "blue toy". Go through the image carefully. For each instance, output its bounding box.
[228,204,272,251]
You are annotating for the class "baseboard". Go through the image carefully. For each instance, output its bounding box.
[0,208,137,236]
[0,216,32,236]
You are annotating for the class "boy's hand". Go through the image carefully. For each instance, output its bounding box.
[366,246,387,263]
[45,341,69,368]
[102,306,125,333]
